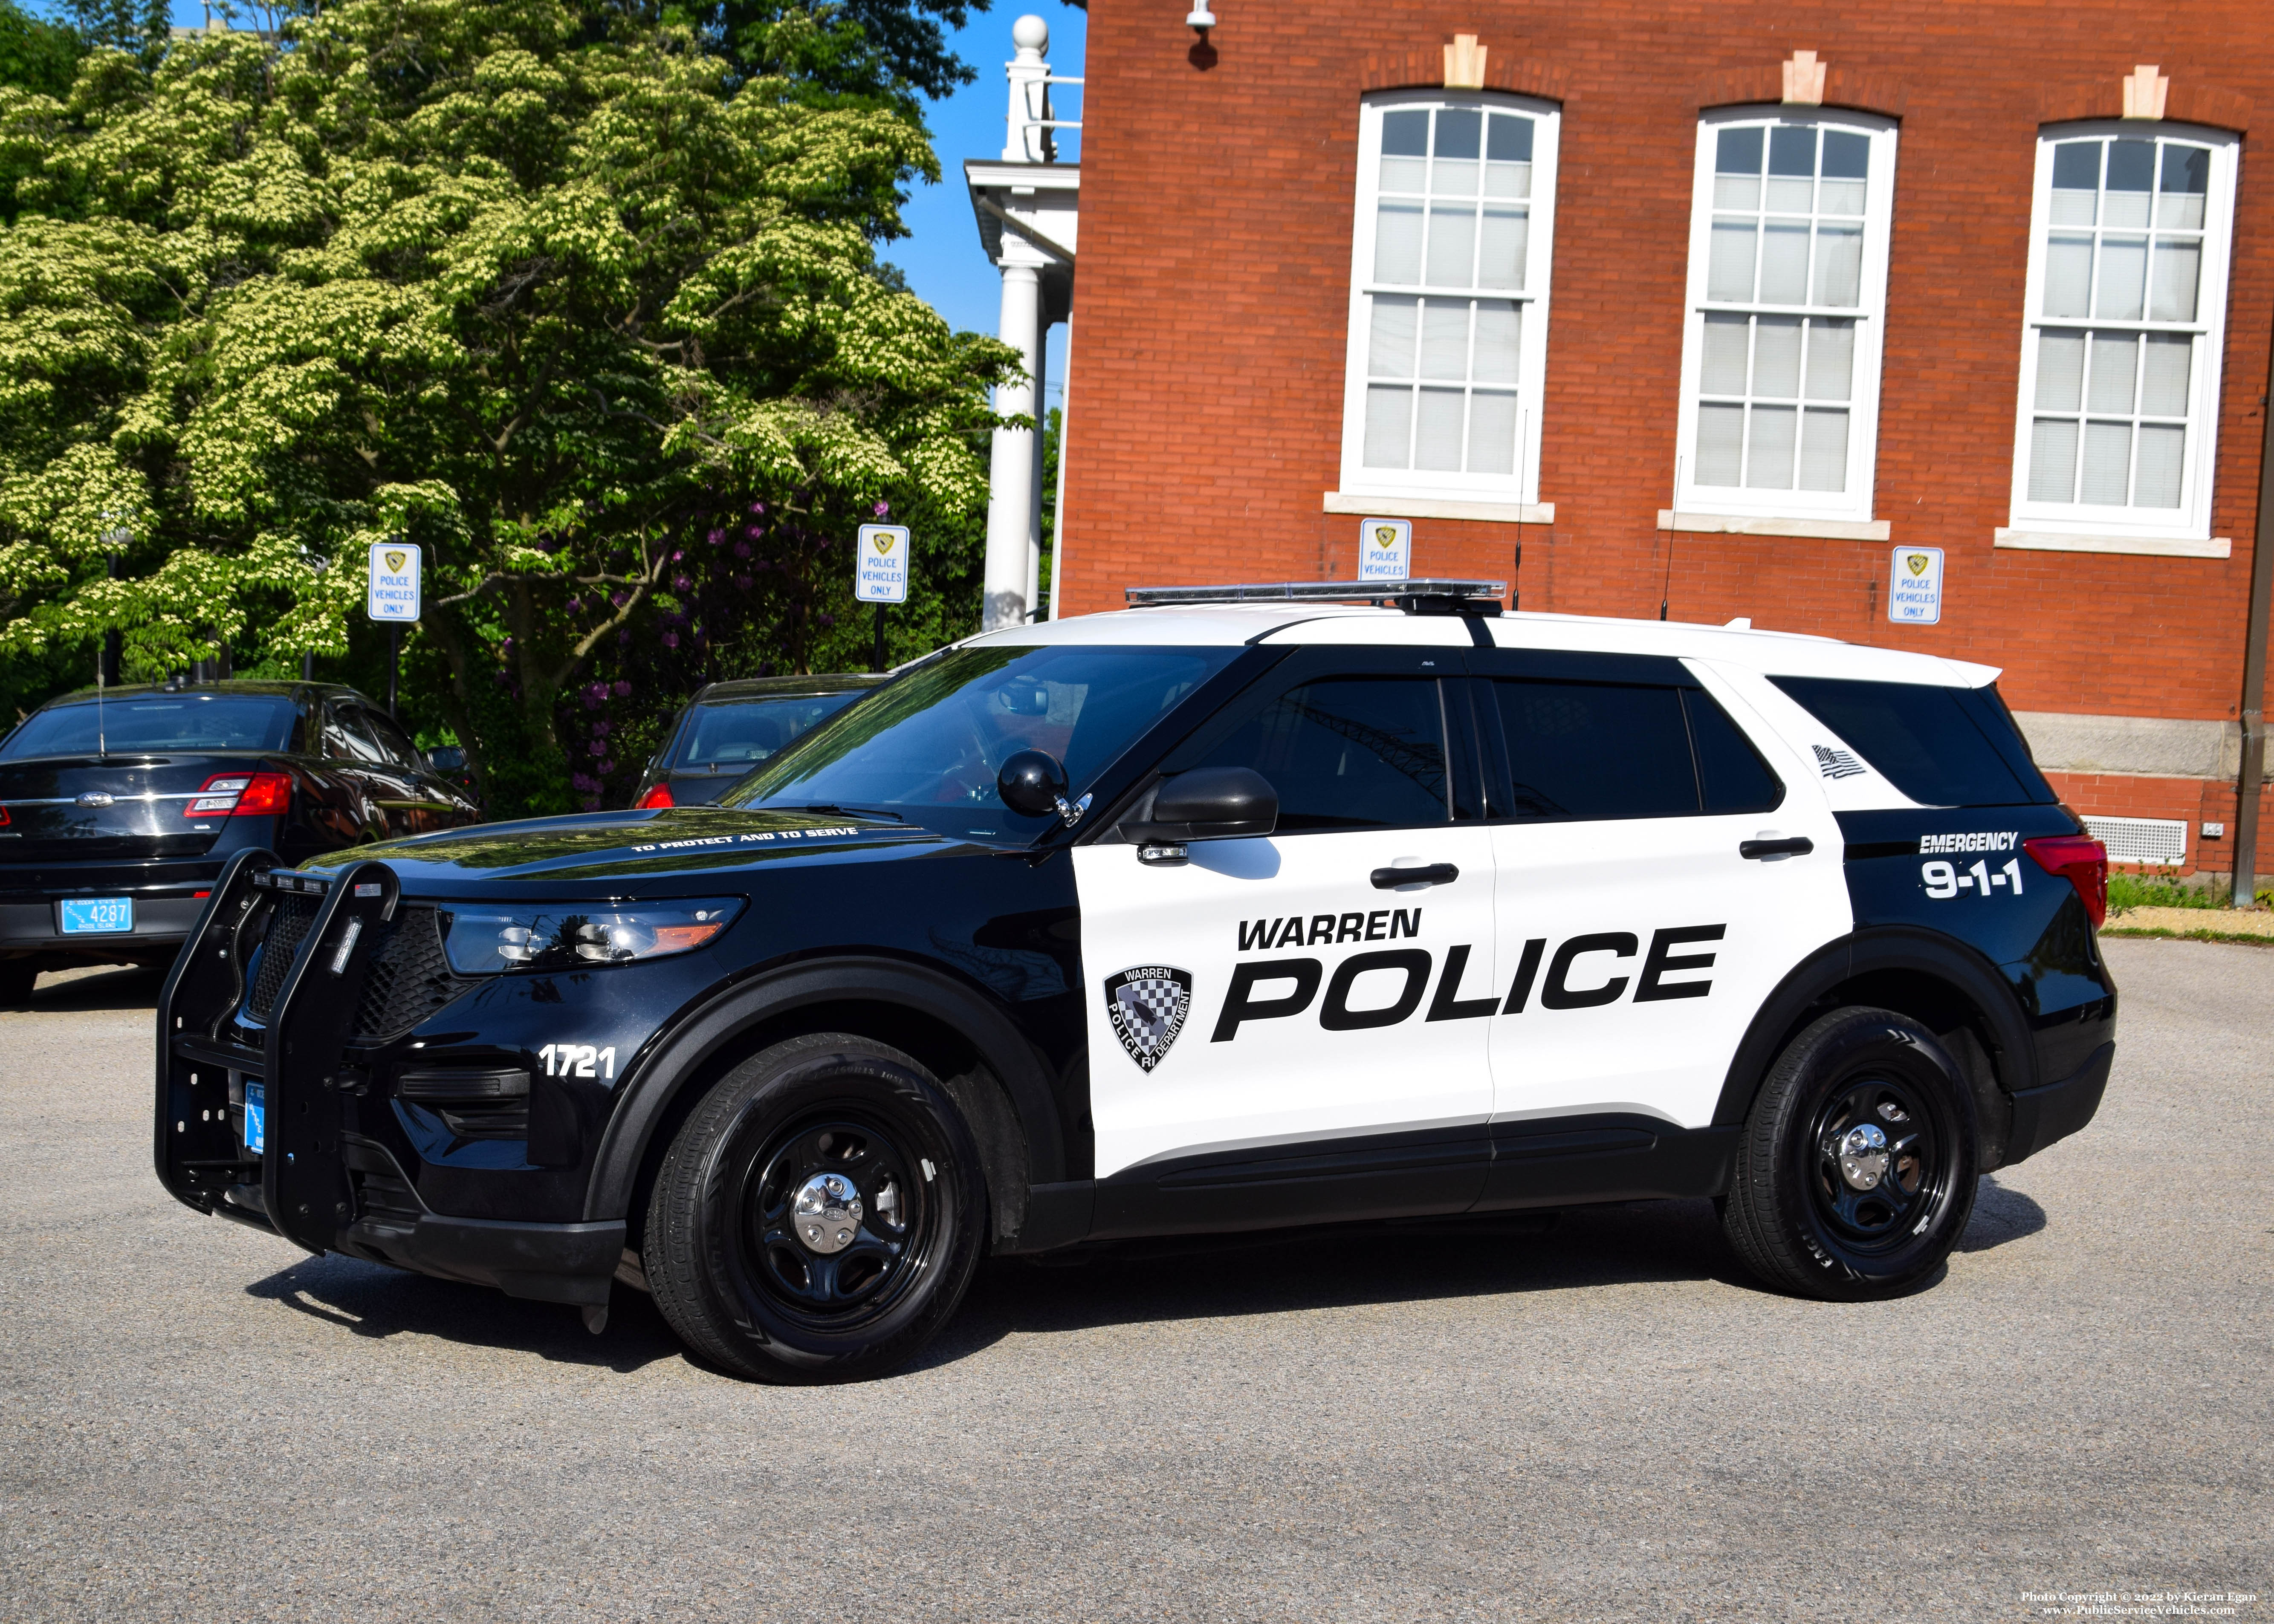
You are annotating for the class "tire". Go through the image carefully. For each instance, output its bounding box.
[644,1033,989,1383]
[1722,1006,1979,1300]
[0,961,36,1010]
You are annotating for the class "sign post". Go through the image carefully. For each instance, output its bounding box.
[856,524,911,672]
[367,539,422,716]
[1357,518,1413,586]
[1888,546,1944,626]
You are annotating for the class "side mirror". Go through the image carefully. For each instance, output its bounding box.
[997,749,1091,827]
[1125,766,1278,844]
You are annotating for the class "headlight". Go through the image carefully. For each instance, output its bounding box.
[440,899,745,974]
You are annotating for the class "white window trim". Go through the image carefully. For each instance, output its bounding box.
[2005,120,2239,546]
[1670,107,1898,526]
[1335,89,1562,506]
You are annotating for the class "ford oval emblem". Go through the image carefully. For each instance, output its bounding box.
[76,791,115,808]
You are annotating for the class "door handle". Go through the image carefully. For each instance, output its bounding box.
[1371,862,1459,889]
[1739,837,1814,861]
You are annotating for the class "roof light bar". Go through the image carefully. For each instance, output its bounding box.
[1125,578,1507,610]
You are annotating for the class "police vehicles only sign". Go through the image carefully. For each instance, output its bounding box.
[1357,518,1412,583]
[1889,546,1943,626]
[856,525,910,604]
[367,542,422,623]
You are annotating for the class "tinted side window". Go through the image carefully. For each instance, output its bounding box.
[323,704,384,763]
[1194,676,1449,832]
[1684,689,1784,814]
[1495,681,1696,820]
[363,708,425,771]
[1771,677,2049,807]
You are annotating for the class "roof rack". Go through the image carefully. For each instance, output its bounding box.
[1125,579,1507,616]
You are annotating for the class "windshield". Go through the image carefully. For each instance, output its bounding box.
[0,693,299,759]
[724,644,1238,838]
[671,691,868,773]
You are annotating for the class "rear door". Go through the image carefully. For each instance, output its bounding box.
[1473,649,1849,1133]
[1073,645,1499,1228]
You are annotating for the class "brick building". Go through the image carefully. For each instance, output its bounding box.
[968,4,2273,890]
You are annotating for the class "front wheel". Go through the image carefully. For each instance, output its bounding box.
[644,1033,988,1383]
[1722,1007,1979,1300]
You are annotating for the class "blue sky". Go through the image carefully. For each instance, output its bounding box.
[155,0,1088,408]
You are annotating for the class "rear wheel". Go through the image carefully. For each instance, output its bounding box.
[644,1033,987,1383]
[1722,1007,1978,1300]
[0,961,36,1010]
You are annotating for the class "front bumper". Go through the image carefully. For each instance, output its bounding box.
[153,851,624,1310]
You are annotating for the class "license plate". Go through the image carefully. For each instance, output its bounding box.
[243,1081,266,1155]
[58,896,133,935]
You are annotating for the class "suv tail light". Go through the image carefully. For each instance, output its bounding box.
[186,771,294,818]
[2023,834,2108,928]
[635,782,674,810]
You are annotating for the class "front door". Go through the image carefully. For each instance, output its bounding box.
[1073,650,1499,1232]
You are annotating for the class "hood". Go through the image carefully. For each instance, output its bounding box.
[302,806,949,894]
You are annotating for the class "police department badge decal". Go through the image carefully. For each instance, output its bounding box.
[1103,965,1192,1072]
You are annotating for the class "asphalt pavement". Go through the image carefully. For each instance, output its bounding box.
[0,939,2267,1621]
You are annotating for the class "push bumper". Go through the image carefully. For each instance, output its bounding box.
[153,850,621,1310]
[2002,1041,2114,1166]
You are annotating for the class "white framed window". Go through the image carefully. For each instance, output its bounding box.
[1672,109,1898,523]
[1336,91,1561,505]
[2007,123,2237,543]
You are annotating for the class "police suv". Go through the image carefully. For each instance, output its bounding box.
[154,581,2116,1382]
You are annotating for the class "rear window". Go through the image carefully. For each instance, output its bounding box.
[672,691,866,771]
[1769,677,2054,807]
[0,693,298,759]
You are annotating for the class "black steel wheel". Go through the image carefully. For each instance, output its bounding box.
[645,1033,987,1383]
[1722,1006,1978,1300]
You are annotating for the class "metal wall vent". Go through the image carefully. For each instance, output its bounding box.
[2083,815,2189,868]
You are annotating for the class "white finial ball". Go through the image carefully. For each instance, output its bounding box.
[1012,14,1049,52]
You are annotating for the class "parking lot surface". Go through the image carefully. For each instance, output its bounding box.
[0,938,2268,1621]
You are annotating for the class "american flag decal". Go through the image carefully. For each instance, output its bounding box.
[1813,744,1867,781]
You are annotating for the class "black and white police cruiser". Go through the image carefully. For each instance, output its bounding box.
[154,580,2116,1382]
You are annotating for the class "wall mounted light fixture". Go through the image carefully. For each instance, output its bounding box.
[1185,5,1216,35]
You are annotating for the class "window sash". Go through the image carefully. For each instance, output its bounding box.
[2008,123,2236,540]
[1338,91,1560,501]
[1671,110,1896,522]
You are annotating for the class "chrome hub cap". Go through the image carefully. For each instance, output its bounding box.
[792,1173,863,1254]
[1834,1123,1891,1190]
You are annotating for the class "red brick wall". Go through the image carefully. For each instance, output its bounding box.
[2043,771,2274,883]
[1060,2,2272,755]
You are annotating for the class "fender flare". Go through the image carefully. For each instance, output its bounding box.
[581,955,1070,1225]
[1712,925,2038,1129]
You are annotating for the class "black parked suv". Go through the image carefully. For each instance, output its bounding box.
[153,584,2114,1383]
[629,675,882,808]
[3,680,479,1001]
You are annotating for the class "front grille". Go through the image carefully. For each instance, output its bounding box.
[246,895,318,1020]
[243,896,475,1042]
[354,907,476,1043]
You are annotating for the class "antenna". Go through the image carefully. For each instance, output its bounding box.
[95,648,106,758]
[1661,455,1681,621]
[1513,407,1528,613]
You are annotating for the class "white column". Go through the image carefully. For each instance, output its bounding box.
[1049,319,1070,619]
[1027,301,1049,618]
[984,262,1042,630]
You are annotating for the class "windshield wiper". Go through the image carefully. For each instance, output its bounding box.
[782,802,906,822]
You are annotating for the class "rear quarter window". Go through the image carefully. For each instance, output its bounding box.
[1769,677,2055,808]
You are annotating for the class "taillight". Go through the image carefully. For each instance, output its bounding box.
[186,771,293,818]
[0,806,9,826]
[635,782,674,810]
[2023,834,2109,928]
